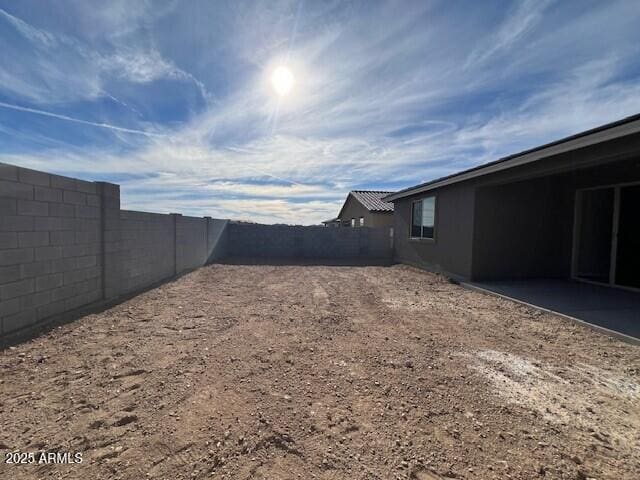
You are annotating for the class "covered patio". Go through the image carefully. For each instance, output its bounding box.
[469,279,640,342]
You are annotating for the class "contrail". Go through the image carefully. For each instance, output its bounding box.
[0,101,165,138]
[1,101,304,187]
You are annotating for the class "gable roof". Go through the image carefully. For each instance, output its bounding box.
[350,190,394,212]
[384,112,640,202]
[335,190,394,222]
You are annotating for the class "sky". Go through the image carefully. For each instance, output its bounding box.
[1,0,640,224]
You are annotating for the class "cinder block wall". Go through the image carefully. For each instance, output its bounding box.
[225,223,393,259]
[0,162,228,339]
[206,218,229,262]
[176,215,208,272]
[0,164,104,336]
[1,161,393,339]
[118,211,176,295]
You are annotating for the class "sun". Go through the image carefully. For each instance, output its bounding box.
[271,66,295,96]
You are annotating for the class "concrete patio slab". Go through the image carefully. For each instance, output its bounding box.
[468,279,640,342]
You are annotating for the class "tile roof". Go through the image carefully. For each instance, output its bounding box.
[350,190,394,212]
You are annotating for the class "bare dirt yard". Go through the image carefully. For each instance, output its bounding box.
[1,264,639,480]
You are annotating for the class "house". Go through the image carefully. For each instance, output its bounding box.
[384,113,640,291]
[321,217,341,227]
[327,190,394,228]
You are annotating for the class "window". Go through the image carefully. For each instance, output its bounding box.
[351,218,356,227]
[411,196,435,239]
[359,217,364,227]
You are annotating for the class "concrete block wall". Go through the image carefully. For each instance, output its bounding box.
[206,218,229,262]
[106,213,227,298]
[118,211,176,295]
[99,181,122,300]
[176,215,208,272]
[225,223,393,259]
[0,164,103,336]
[1,161,393,340]
[0,161,229,339]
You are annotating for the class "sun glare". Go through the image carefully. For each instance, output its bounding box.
[271,66,295,96]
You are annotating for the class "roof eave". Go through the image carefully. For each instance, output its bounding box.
[384,114,640,203]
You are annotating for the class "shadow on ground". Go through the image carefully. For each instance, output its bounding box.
[220,256,396,266]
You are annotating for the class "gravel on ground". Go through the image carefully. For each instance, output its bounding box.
[1,263,638,480]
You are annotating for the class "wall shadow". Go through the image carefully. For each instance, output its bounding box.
[0,268,199,351]
[219,256,396,267]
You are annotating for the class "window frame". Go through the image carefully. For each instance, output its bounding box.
[409,195,437,242]
[359,216,364,227]
[351,218,356,227]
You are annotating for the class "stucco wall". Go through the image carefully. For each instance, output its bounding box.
[472,155,640,280]
[392,134,640,282]
[393,183,476,280]
[339,195,393,228]
[472,176,573,280]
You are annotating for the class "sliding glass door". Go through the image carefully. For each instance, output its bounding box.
[573,183,639,290]
[615,185,640,289]
[574,187,615,284]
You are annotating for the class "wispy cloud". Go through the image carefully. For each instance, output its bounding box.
[99,48,211,102]
[1,1,639,224]
[465,0,554,67]
[0,5,209,104]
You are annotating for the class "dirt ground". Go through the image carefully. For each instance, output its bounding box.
[1,264,639,480]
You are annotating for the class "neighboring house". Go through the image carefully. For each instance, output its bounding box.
[321,217,341,227]
[384,113,640,290]
[328,190,394,228]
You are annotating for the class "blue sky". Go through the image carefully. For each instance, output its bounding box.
[1,0,640,224]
